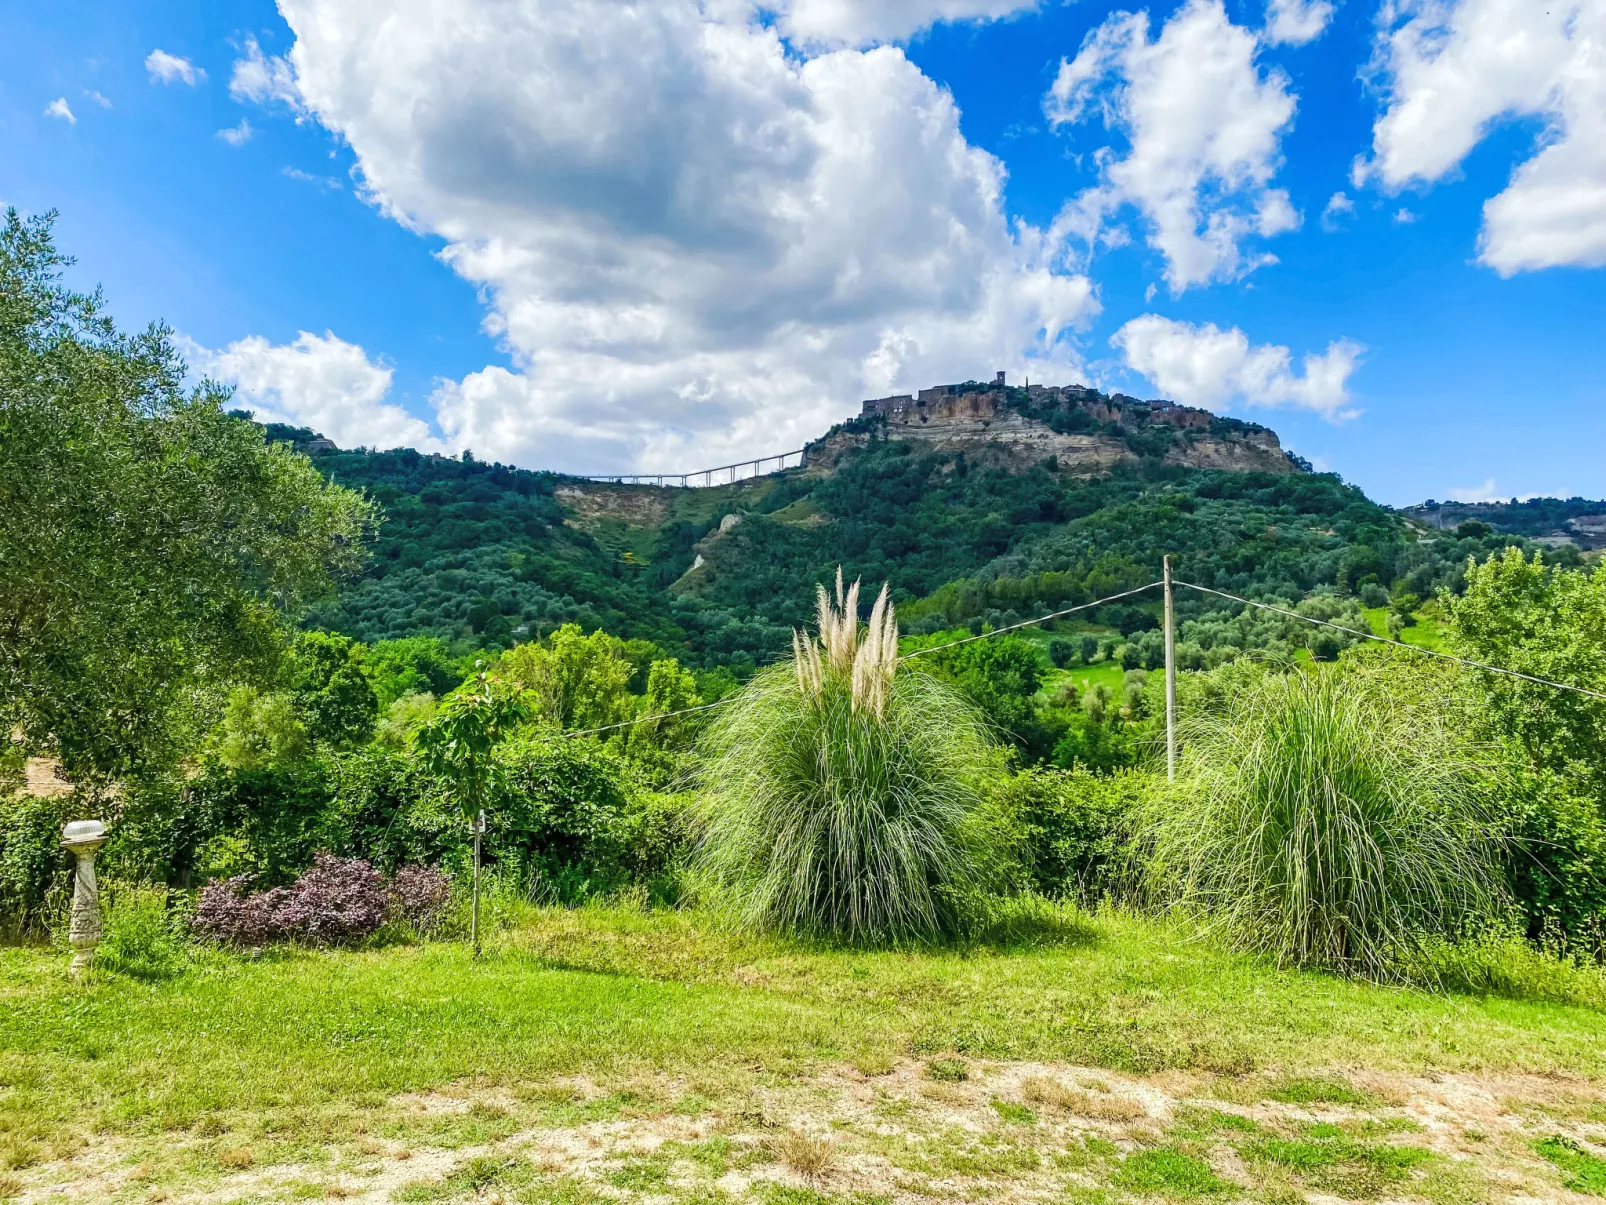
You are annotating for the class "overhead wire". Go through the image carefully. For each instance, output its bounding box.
[1175,580,1606,702]
[562,579,1164,737]
[559,572,1606,739]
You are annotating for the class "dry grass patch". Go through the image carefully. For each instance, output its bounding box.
[0,1174,20,1200]
[1022,1076,1147,1121]
[215,1146,254,1169]
[777,1129,836,1181]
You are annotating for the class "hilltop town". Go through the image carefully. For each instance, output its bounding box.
[805,371,1297,476]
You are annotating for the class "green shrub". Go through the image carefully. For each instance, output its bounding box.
[487,734,636,902]
[0,791,74,935]
[96,884,188,979]
[1495,767,1606,958]
[98,733,645,908]
[618,791,695,905]
[1002,766,1149,902]
[696,575,1008,942]
[1143,662,1503,979]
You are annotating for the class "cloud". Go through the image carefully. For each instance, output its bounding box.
[1447,478,1503,504]
[217,119,254,146]
[229,36,304,112]
[184,330,449,454]
[1044,0,1299,293]
[1320,191,1354,230]
[1111,314,1362,418]
[1262,0,1333,45]
[1361,0,1606,275]
[270,0,1098,473]
[146,49,205,86]
[44,98,75,124]
[282,166,342,189]
[84,89,112,108]
[1392,206,1417,224]
[775,0,1039,48]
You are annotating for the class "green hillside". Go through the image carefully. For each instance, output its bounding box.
[271,415,1564,675]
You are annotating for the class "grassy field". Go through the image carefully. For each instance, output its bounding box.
[1361,608,1449,652]
[2,904,1604,1203]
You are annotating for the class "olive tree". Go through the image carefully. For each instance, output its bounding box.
[0,210,377,787]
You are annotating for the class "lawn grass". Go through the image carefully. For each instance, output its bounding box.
[2,903,1602,1152]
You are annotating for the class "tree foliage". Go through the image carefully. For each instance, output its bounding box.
[0,210,376,783]
[1448,548,1606,781]
[415,670,529,823]
[497,623,635,732]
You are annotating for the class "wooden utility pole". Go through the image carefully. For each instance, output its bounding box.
[1163,555,1177,782]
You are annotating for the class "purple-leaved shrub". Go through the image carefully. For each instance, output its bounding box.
[193,854,391,946]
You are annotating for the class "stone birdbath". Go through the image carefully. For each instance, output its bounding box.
[61,819,107,976]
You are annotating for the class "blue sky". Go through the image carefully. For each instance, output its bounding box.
[3,0,1603,505]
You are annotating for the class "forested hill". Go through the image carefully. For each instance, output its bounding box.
[1403,497,1606,550]
[261,411,1574,675]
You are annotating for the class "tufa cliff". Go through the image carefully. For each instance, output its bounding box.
[804,372,1298,477]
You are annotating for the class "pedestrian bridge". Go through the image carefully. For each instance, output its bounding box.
[585,447,805,487]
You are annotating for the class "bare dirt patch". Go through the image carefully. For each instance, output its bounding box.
[6,1059,1603,1203]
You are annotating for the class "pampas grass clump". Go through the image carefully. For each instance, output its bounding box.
[1143,663,1501,980]
[695,570,1004,943]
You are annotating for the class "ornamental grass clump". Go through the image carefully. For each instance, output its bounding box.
[696,570,1004,944]
[1143,663,1501,980]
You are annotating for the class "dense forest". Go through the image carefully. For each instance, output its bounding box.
[282,420,1585,678]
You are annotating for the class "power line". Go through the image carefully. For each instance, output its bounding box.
[564,698,729,739]
[563,580,1163,737]
[560,572,1606,740]
[899,581,1161,659]
[1176,580,1606,703]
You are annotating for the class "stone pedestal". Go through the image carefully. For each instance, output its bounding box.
[61,820,107,976]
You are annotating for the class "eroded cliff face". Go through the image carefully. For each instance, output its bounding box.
[805,406,1296,477]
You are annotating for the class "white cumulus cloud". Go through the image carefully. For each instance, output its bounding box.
[217,119,254,146]
[1262,0,1333,45]
[266,0,1097,473]
[1044,0,1300,293]
[1111,314,1362,418]
[229,36,304,112]
[146,49,205,86]
[184,330,449,455]
[776,0,1040,48]
[44,98,75,124]
[1320,191,1354,230]
[1362,0,1606,275]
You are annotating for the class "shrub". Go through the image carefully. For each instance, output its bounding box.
[1004,766,1149,902]
[192,853,389,946]
[0,791,73,935]
[165,757,339,887]
[488,735,635,902]
[1049,639,1074,668]
[1496,767,1606,958]
[696,572,1007,943]
[1143,662,1503,979]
